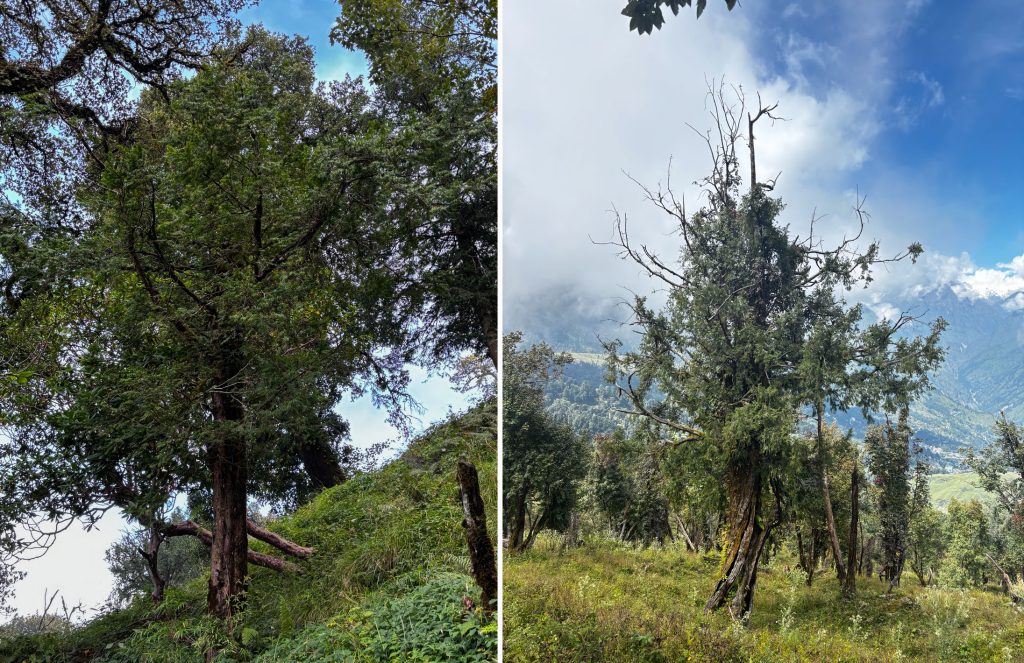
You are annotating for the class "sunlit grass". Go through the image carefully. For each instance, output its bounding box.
[504,534,1024,662]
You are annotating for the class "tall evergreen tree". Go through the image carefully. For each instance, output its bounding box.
[0,30,415,620]
[604,85,944,617]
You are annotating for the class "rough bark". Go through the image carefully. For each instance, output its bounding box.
[704,451,779,620]
[817,405,847,583]
[456,461,497,613]
[562,512,581,550]
[843,465,859,595]
[207,361,249,621]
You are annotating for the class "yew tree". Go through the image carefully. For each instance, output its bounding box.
[332,0,497,366]
[604,85,944,618]
[0,30,413,620]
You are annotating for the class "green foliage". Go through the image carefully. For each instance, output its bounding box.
[254,574,495,662]
[503,333,589,549]
[0,402,498,662]
[591,430,673,545]
[941,498,991,589]
[865,412,915,585]
[622,0,738,35]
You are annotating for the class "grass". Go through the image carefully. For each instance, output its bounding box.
[504,534,1024,662]
[928,472,1016,510]
[0,398,498,662]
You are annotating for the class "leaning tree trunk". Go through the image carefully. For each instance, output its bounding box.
[456,461,498,613]
[704,448,775,619]
[207,361,249,622]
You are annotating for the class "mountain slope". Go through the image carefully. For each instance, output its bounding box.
[0,400,498,662]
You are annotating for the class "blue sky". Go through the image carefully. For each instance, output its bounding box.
[743,0,1024,268]
[503,0,1024,321]
[9,0,474,619]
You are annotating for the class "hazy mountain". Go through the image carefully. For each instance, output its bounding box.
[508,284,1024,470]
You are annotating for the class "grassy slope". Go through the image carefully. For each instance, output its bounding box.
[0,399,498,663]
[505,535,1024,663]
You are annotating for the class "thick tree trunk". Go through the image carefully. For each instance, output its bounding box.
[704,451,776,619]
[817,405,847,583]
[207,362,249,621]
[843,465,859,595]
[456,461,498,613]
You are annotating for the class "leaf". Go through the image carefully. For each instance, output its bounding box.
[696,0,707,19]
[726,0,738,8]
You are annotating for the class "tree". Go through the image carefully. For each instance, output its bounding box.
[0,29,415,621]
[332,0,497,366]
[965,415,1024,580]
[603,84,944,618]
[592,429,673,545]
[865,411,914,590]
[940,498,990,588]
[105,515,208,607]
[503,332,589,551]
[622,0,738,35]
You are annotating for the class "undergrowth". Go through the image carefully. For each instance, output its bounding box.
[504,533,1024,662]
[0,398,498,662]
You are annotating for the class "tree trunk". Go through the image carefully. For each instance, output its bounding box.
[817,405,847,583]
[298,438,346,490]
[138,524,166,603]
[843,465,859,595]
[508,490,527,550]
[562,511,581,551]
[456,461,498,613]
[704,451,776,619]
[522,510,547,551]
[245,518,313,558]
[207,362,249,622]
[676,515,697,552]
[805,532,817,586]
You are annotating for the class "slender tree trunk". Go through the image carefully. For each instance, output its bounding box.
[858,520,865,575]
[207,361,249,622]
[816,404,847,582]
[456,461,497,613]
[676,515,697,552]
[522,511,547,551]
[138,524,166,603]
[704,449,776,619]
[796,529,807,571]
[562,511,581,551]
[843,465,859,595]
[806,532,817,586]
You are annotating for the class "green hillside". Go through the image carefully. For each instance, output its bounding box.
[928,472,1013,511]
[0,400,498,662]
[505,536,1024,662]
